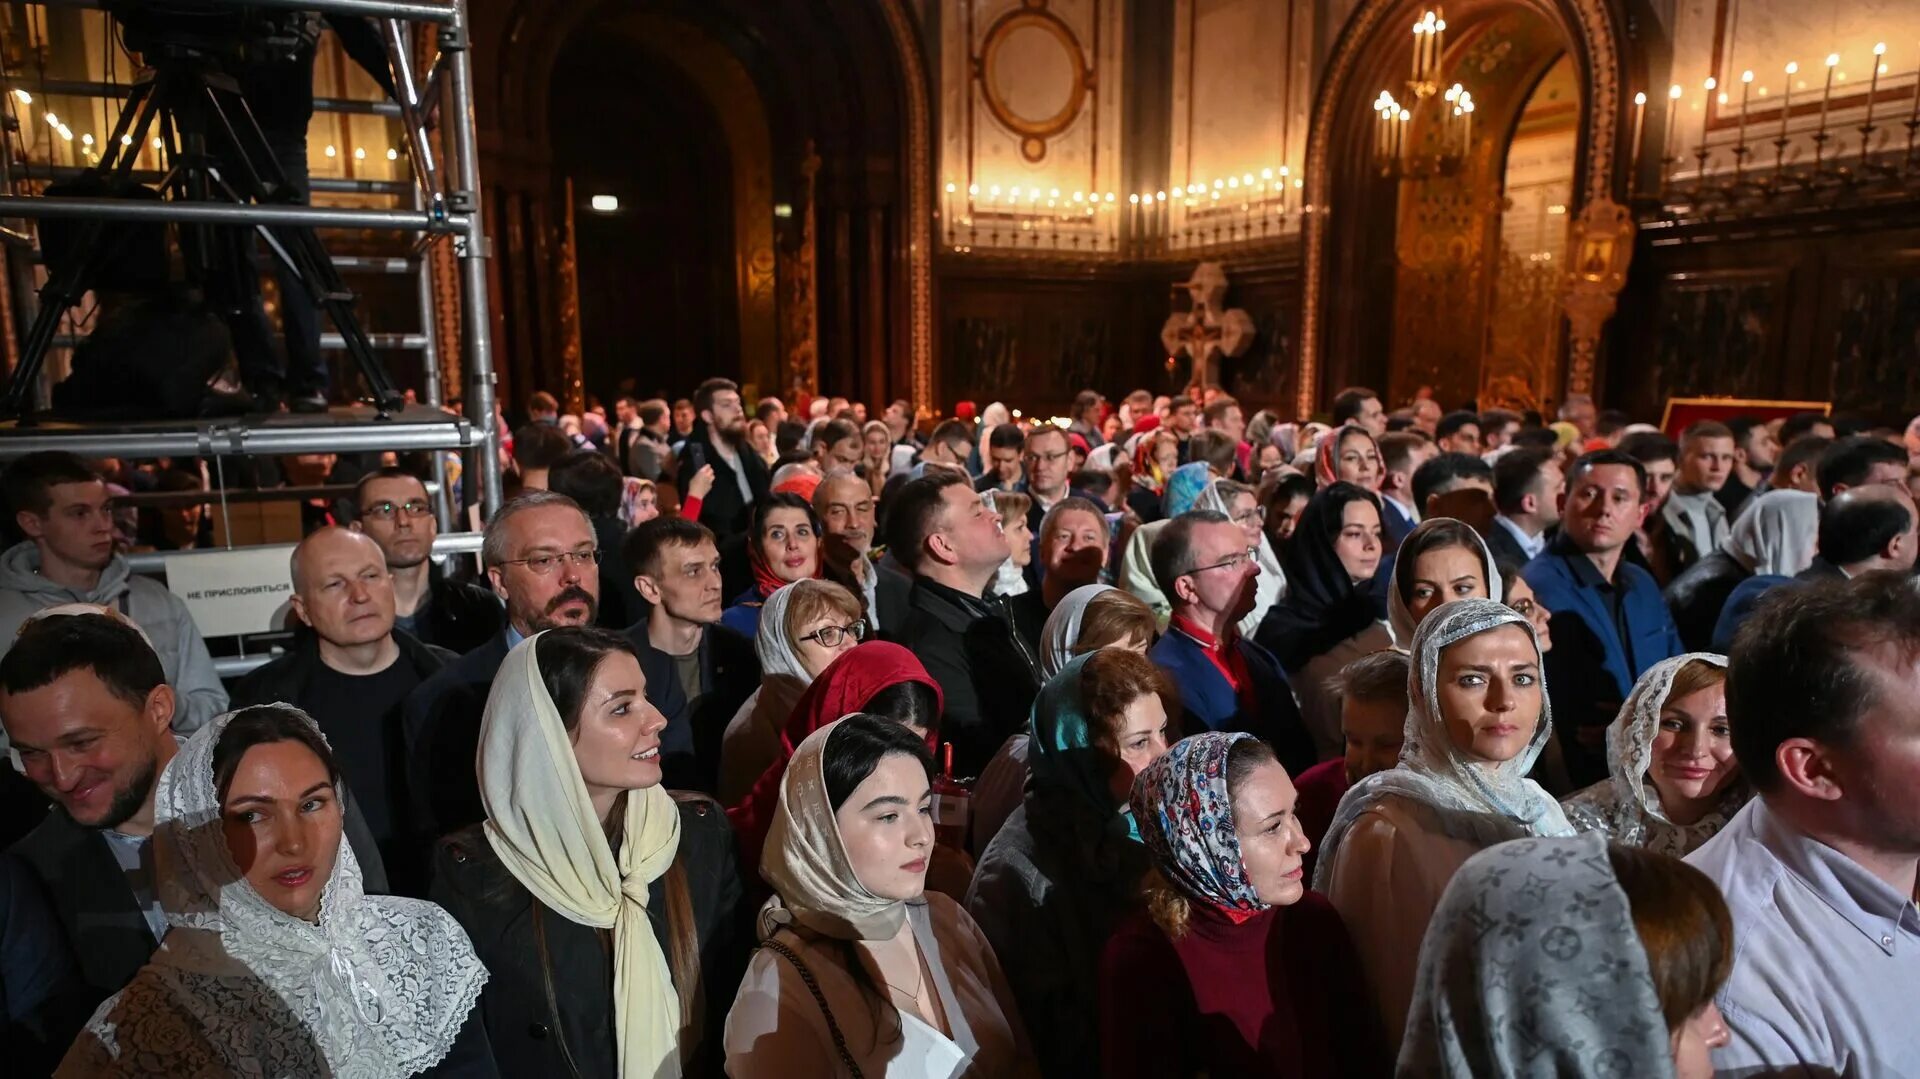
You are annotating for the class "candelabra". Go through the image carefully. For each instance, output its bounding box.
[1371,10,1476,181]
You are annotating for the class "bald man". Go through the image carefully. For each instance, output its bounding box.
[230,526,456,895]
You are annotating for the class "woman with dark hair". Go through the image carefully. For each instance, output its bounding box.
[1317,599,1573,1055]
[722,493,824,638]
[62,705,494,1077]
[1099,731,1375,1078]
[1260,471,1316,557]
[431,628,748,1077]
[1313,425,1382,492]
[1385,517,1503,645]
[1257,482,1393,758]
[725,715,1035,1077]
[965,649,1174,1075]
[1401,836,1731,1077]
[726,642,945,885]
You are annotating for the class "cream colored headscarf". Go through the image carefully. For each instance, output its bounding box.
[479,633,685,1079]
[758,717,906,942]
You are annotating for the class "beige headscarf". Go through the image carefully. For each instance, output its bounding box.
[479,633,685,1079]
[758,717,906,942]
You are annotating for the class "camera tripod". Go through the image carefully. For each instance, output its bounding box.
[2,43,406,420]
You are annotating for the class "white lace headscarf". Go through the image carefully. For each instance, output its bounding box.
[1041,583,1115,678]
[1194,478,1286,638]
[62,706,485,1078]
[1723,489,1818,576]
[1561,652,1747,857]
[1314,599,1572,891]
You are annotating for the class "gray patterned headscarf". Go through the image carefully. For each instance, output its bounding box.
[1314,599,1573,892]
[1398,834,1674,1078]
[1561,653,1748,857]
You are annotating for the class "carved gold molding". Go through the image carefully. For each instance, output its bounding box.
[1560,196,1634,397]
[1301,0,1624,416]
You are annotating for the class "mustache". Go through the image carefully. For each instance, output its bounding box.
[546,586,595,613]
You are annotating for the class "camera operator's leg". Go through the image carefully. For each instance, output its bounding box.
[267,139,327,408]
[208,223,289,406]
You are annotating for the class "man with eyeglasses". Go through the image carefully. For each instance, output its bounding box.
[231,526,454,895]
[349,467,502,655]
[1017,426,1107,563]
[403,490,603,839]
[622,516,759,794]
[1147,510,1315,773]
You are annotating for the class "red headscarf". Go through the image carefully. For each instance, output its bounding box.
[747,502,824,601]
[725,641,945,879]
[1314,424,1382,490]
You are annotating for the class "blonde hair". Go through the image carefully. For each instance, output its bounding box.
[992,490,1032,525]
[781,579,863,641]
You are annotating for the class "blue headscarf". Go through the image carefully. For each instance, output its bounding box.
[1029,652,1140,841]
[1161,462,1212,517]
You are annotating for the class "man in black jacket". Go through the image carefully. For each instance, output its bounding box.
[623,517,758,794]
[402,490,600,840]
[1,613,387,1018]
[231,527,455,895]
[886,471,1044,776]
[675,377,769,546]
[350,466,502,655]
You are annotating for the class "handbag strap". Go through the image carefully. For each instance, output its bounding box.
[759,936,865,1079]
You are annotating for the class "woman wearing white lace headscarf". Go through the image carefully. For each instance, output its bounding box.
[60,704,490,1078]
[1316,598,1571,1055]
[1561,653,1747,857]
[432,628,746,1077]
[720,579,867,804]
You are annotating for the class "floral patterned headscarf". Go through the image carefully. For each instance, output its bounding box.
[1130,731,1264,916]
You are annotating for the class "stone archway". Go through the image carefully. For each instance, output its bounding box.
[1298,0,1629,417]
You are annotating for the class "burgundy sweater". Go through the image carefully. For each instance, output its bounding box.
[1098,893,1384,1079]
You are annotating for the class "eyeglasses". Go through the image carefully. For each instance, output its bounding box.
[498,549,602,575]
[1184,545,1259,578]
[360,499,433,521]
[1232,505,1267,525]
[1025,449,1070,466]
[799,619,868,648]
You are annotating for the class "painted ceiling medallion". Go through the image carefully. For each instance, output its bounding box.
[974,0,1091,163]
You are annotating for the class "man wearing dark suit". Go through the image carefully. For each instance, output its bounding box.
[623,516,759,794]
[1484,447,1563,570]
[1523,451,1684,787]
[1147,510,1315,775]
[1,614,387,1016]
[403,490,601,841]
[887,472,1045,776]
[1376,432,1434,553]
[674,378,770,546]
[613,396,673,481]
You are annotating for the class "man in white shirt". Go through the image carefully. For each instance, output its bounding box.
[1486,446,1563,566]
[1687,572,1920,1076]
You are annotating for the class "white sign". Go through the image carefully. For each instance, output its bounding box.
[163,545,297,638]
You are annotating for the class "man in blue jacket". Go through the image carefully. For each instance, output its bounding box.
[1523,450,1683,788]
[1148,510,1315,773]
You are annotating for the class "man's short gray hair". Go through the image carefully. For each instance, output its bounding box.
[481,490,590,568]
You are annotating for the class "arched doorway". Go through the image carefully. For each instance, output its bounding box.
[1300,0,1629,417]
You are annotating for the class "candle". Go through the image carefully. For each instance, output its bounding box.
[1665,84,1683,172]
[1780,61,1797,142]
[1700,76,1717,152]
[1817,53,1838,133]
[1736,71,1752,149]
[1865,42,1886,134]
[1631,91,1647,176]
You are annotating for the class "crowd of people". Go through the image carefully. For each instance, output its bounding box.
[0,376,1917,1077]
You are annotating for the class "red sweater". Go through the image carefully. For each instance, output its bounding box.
[1098,894,1383,1079]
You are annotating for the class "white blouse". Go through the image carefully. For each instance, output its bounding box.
[724,892,1037,1079]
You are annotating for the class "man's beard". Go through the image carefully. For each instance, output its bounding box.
[715,420,748,447]
[522,585,598,631]
[75,753,159,830]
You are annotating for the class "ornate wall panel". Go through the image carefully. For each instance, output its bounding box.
[1648,269,1782,403]
[1827,269,1920,417]
[940,1,1125,217]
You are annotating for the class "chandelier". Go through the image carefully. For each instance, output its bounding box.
[1372,9,1475,180]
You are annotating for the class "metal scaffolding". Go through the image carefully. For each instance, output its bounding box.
[0,0,504,517]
